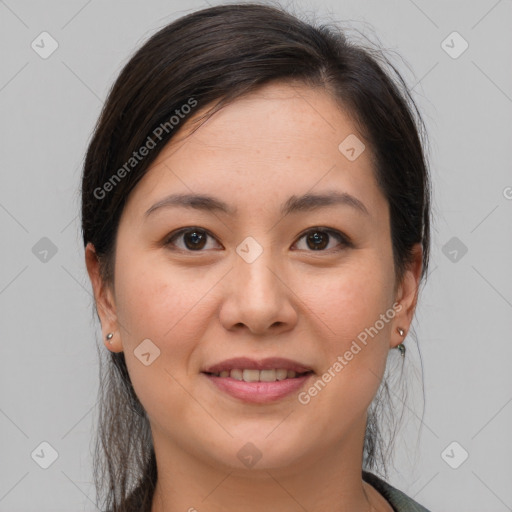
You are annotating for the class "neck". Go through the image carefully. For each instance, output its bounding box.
[150,417,378,512]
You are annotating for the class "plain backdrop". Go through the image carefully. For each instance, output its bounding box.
[1,0,511,511]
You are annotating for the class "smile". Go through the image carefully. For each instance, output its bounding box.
[205,368,312,382]
[202,371,314,403]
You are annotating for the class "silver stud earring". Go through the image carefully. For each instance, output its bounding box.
[106,332,113,343]
[396,327,406,357]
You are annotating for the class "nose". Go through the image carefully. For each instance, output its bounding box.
[219,244,298,336]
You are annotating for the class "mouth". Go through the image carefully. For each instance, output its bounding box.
[203,368,314,382]
[201,357,315,403]
[201,356,314,379]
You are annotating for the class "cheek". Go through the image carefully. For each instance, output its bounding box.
[322,260,394,384]
[294,254,395,413]
[300,256,394,347]
[114,250,206,346]
[113,259,207,426]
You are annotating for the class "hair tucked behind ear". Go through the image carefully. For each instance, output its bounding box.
[82,3,430,510]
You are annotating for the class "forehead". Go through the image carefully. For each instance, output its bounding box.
[123,82,385,220]
[177,82,360,159]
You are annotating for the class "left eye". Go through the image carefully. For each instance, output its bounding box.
[293,228,351,252]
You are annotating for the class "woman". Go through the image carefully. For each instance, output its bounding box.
[82,3,432,511]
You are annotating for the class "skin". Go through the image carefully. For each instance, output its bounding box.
[86,82,422,512]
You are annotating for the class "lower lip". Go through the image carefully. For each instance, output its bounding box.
[203,373,313,403]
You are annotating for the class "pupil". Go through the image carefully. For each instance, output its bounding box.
[307,231,327,250]
[185,230,206,250]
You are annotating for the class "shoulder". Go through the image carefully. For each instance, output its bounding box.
[362,471,432,512]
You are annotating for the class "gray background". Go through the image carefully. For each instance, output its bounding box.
[1,0,511,510]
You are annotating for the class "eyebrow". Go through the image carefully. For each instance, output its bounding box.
[144,191,369,218]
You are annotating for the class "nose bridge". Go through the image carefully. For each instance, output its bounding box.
[235,235,280,303]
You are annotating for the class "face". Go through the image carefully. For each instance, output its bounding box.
[87,82,421,474]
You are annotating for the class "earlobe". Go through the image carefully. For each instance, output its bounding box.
[85,242,122,352]
[391,243,423,348]
[104,331,124,353]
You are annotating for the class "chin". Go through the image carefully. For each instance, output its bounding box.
[203,432,313,473]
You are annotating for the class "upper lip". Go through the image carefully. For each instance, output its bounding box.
[202,357,314,374]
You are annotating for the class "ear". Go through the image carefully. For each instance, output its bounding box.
[390,243,423,349]
[85,242,123,353]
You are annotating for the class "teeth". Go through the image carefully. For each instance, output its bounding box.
[210,368,308,382]
[276,369,288,380]
[230,369,243,381]
[260,369,276,382]
[243,369,260,382]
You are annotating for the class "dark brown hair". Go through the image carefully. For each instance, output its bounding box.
[81,3,431,511]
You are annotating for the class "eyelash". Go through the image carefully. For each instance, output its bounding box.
[163,226,352,253]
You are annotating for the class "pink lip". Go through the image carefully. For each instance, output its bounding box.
[203,373,313,403]
[202,356,313,374]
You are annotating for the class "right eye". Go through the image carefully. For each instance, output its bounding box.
[164,227,223,252]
